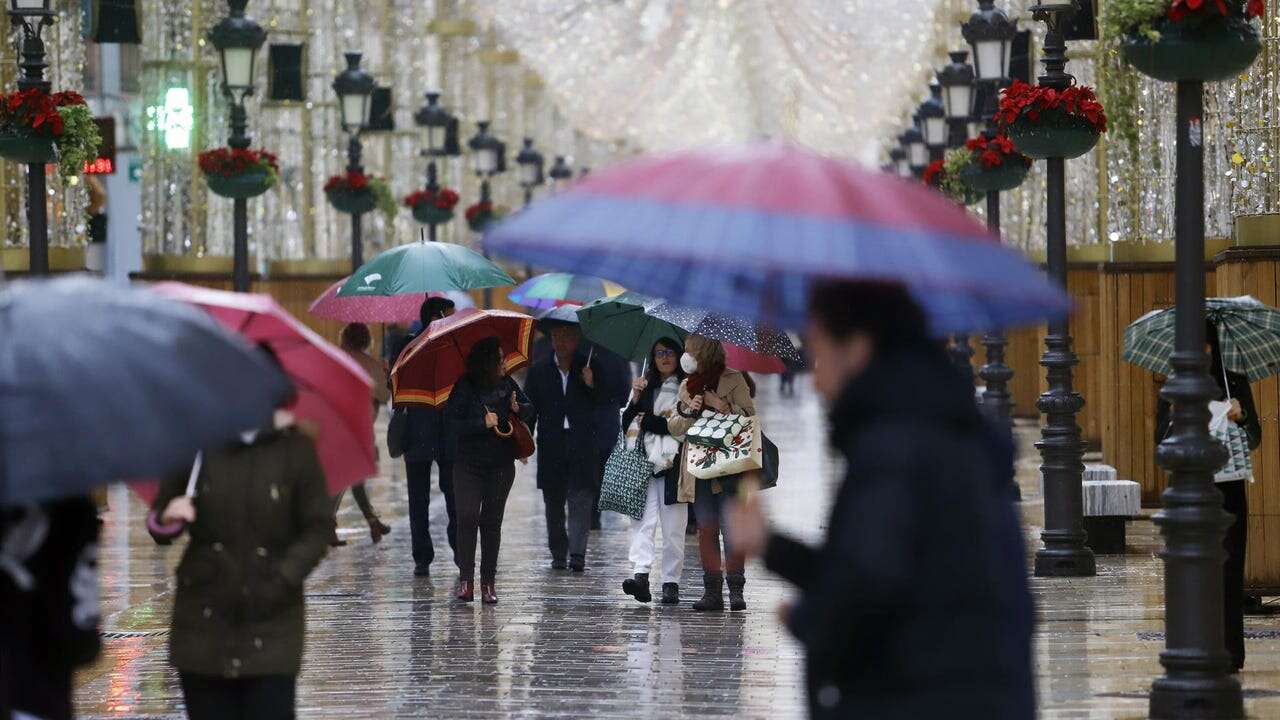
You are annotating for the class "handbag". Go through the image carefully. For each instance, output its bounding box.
[686,412,747,451]
[1208,363,1254,484]
[760,433,780,490]
[509,417,536,460]
[387,407,408,459]
[686,415,764,480]
[599,432,653,520]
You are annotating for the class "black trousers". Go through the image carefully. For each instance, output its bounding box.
[453,460,516,583]
[1221,479,1248,670]
[179,673,296,720]
[405,456,456,568]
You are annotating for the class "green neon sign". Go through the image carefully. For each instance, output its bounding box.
[145,87,194,151]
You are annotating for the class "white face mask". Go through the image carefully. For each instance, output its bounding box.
[680,352,698,374]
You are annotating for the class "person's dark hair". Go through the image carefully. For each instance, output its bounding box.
[257,342,298,407]
[340,322,371,351]
[465,336,504,388]
[646,336,687,387]
[808,280,930,350]
[421,296,456,327]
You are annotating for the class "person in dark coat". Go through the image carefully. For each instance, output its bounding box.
[1155,320,1261,673]
[391,297,458,577]
[588,341,632,528]
[150,407,333,720]
[729,281,1034,720]
[446,337,535,604]
[524,322,602,572]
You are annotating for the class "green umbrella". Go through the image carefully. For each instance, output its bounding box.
[576,291,688,363]
[336,242,515,297]
[1122,296,1280,382]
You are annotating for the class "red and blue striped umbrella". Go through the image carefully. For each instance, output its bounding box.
[507,272,626,310]
[483,143,1068,333]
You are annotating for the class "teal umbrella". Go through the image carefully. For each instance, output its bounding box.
[576,291,688,363]
[336,242,515,297]
[1123,296,1280,382]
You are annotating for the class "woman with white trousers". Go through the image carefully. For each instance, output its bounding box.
[619,337,689,604]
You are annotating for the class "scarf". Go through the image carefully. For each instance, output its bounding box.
[643,376,683,472]
[686,362,724,397]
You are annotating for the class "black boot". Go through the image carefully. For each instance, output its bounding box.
[622,573,652,603]
[661,583,680,605]
[727,572,746,611]
[692,572,724,612]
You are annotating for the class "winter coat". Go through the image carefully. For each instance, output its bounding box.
[621,375,685,505]
[588,343,633,455]
[150,426,333,679]
[525,354,604,490]
[665,369,756,503]
[389,325,453,464]
[446,375,534,469]
[763,346,1034,720]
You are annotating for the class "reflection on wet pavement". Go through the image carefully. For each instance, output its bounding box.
[75,379,1280,718]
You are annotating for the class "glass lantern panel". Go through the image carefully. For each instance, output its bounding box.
[975,39,1006,81]
[944,85,973,120]
[896,159,911,177]
[341,93,370,130]
[924,117,947,146]
[475,149,498,174]
[426,125,444,151]
[13,0,47,10]
[223,47,255,88]
[909,143,929,167]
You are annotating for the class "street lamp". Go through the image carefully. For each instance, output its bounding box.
[414,91,461,243]
[938,50,976,149]
[890,147,910,178]
[8,0,55,276]
[468,121,506,307]
[332,51,375,271]
[903,126,928,176]
[515,137,544,277]
[208,0,267,293]
[548,154,573,193]
[917,83,948,159]
[1026,0,1095,578]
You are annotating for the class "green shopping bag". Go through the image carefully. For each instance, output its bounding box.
[599,432,653,520]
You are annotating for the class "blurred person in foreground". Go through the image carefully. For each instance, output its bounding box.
[728,281,1034,719]
[334,322,392,544]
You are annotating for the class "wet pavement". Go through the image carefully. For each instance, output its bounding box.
[76,378,1280,719]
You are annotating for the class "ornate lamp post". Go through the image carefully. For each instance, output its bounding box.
[8,0,55,276]
[890,147,910,179]
[1028,0,1094,577]
[332,51,375,271]
[208,0,266,293]
[468,121,506,307]
[903,126,928,178]
[414,91,461,242]
[918,83,948,162]
[938,51,979,374]
[515,137,544,278]
[548,154,573,194]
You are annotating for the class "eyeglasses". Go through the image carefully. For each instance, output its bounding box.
[654,349,677,359]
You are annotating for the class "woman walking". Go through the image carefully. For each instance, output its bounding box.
[446,337,534,604]
[619,337,689,604]
[666,335,755,612]
[1156,320,1260,673]
[336,322,392,544]
[150,382,333,720]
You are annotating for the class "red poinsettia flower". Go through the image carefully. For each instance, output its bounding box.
[922,159,945,187]
[1247,0,1265,16]
[403,187,461,210]
[998,80,1107,134]
[465,200,495,221]
[198,147,279,178]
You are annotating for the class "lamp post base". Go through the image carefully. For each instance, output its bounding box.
[1149,677,1243,720]
[1033,546,1096,577]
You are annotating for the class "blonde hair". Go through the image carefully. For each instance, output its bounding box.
[687,335,726,371]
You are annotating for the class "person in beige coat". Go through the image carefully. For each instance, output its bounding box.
[666,335,756,612]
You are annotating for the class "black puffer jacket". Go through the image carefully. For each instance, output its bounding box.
[447,375,534,467]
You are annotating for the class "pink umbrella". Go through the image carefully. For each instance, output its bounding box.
[724,342,787,374]
[308,278,474,324]
[149,282,376,496]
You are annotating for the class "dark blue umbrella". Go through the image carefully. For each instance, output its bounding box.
[0,278,291,506]
[646,302,801,362]
[483,143,1069,333]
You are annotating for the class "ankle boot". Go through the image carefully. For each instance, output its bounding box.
[726,572,746,611]
[692,571,724,612]
[661,583,680,605]
[622,573,652,603]
[456,578,474,602]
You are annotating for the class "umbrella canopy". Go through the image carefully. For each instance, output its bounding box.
[647,302,801,362]
[0,277,290,506]
[152,283,376,495]
[483,143,1069,333]
[536,305,583,325]
[1123,296,1280,382]
[336,242,515,298]
[508,272,626,310]
[725,343,787,374]
[309,278,473,324]
[391,308,535,407]
[575,291,687,363]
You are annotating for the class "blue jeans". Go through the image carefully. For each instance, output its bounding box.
[406,456,456,569]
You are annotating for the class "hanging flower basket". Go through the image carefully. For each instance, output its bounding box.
[199,148,279,200]
[1122,14,1262,82]
[404,186,460,226]
[998,81,1107,161]
[1006,112,1101,160]
[465,200,504,233]
[924,152,984,206]
[958,133,1033,193]
[324,170,397,218]
[327,188,377,215]
[0,89,100,180]
[0,132,56,164]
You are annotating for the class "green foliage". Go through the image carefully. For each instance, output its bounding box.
[940,148,977,205]
[54,104,101,184]
[1101,0,1169,41]
[368,176,397,223]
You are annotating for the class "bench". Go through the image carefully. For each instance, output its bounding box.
[1081,464,1141,554]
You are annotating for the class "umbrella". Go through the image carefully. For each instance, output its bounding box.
[151,283,376,495]
[508,272,626,310]
[336,241,515,298]
[536,305,583,325]
[0,277,290,506]
[483,143,1069,333]
[725,343,787,374]
[309,278,473,324]
[575,291,687,363]
[1123,296,1280,382]
[647,302,801,362]
[391,308,535,407]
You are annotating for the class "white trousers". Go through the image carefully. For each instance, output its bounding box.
[627,476,689,584]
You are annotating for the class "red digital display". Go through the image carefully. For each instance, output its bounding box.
[84,157,115,175]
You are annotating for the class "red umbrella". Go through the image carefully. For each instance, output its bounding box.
[308,278,474,324]
[391,308,534,407]
[724,342,787,374]
[150,283,376,495]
